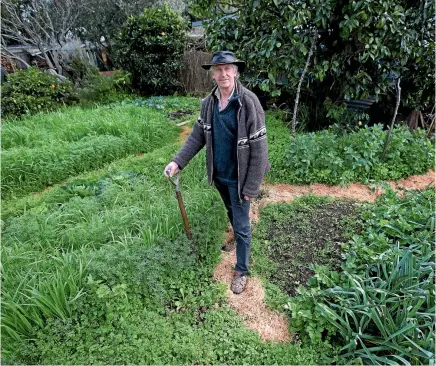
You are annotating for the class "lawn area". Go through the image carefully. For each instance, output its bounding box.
[1,98,434,364]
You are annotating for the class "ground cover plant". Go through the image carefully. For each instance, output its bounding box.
[1,97,199,199]
[2,103,331,364]
[253,188,435,364]
[267,114,435,185]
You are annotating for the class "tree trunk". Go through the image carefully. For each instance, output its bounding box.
[381,78,401,160]
[407,110,420,130]
[290,31,317,135]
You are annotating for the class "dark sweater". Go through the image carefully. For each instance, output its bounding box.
[212,95,239,182]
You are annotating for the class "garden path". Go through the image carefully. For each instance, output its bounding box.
[213,169,435,343]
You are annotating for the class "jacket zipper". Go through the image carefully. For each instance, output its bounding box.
[210,101,214,183]
[237,98,243,202]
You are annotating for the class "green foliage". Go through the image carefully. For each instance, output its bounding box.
[287,188,435,364]
[266,114,435,185]
[122,95,201,112]
[66,56,100,85]
[192,0,434,124]
[75,72,133,106]
[1,103,185,198]
[2,136,328,365]
[115,6,188,95]
[1,67,77,119]
[75,0,188,71]
[318,250,434,365]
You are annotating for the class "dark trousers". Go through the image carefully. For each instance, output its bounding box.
[214,177,251,275]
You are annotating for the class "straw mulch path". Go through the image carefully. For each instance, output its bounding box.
[213,169,435,342]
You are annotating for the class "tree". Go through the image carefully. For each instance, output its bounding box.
[1,0,88,76]
[191,0,434,127]
[75,0,188,69]
[114,6,188,95]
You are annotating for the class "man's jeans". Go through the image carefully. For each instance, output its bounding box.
[214,177,251,275]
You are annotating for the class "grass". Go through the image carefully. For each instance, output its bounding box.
[2,99,331,365]
[1,101,200,199]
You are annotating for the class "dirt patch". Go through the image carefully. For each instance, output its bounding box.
[252,169,435,221]
[214,169,434,343]
[213,250,292,343]
[262,201,360,297]
[178,125,192,143]
[168,110,193,120]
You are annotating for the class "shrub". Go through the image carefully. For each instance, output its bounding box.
[114,6,188,95]
[66,55,100,86]
[1,67,77,119]
[75,72,132,106]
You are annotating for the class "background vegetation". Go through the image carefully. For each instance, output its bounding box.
[114,6,188,95]
[192,0,434,129]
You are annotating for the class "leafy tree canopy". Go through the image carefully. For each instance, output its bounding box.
[114,6,188,95]
[191,0,434,116]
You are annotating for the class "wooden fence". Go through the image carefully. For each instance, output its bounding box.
[178,50,214,96]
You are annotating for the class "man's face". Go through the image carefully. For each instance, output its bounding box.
[211,64,237,90]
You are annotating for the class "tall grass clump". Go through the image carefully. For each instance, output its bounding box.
[266,114,435,185]
[1,104,185,198]
[2,250,89,344]
[287,187,435,364]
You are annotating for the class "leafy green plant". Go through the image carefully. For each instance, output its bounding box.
[75,72,134,107]
[192,0,434,125]
[114,6,188,95]
[2,250,88,344]
[285,188,435,364]
[1,67,77,119]
[66,56,100,86]
[266,114,435,185]
[318,249,435,365]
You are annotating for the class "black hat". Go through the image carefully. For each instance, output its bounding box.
[201,51,246,73]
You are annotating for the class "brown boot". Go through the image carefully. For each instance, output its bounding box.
[231,271,248,294]
[221,241,236,252]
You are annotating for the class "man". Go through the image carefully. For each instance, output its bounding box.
[164,51,270,294]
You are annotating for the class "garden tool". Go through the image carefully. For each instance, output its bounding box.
[166,170,193,241]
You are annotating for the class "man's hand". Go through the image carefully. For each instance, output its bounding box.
[164,162,179,177]
[244,196,251,201]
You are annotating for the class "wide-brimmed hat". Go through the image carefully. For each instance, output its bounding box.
[201,51,246,73]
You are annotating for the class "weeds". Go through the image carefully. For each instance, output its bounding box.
[267,115,435,185]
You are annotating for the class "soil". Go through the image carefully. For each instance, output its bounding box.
[178,126,192,143]
[264,201,360,297]
[168,110,193,120]
[213,169,435,343]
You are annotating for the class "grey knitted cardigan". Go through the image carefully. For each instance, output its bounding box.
[172,80,270,199]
